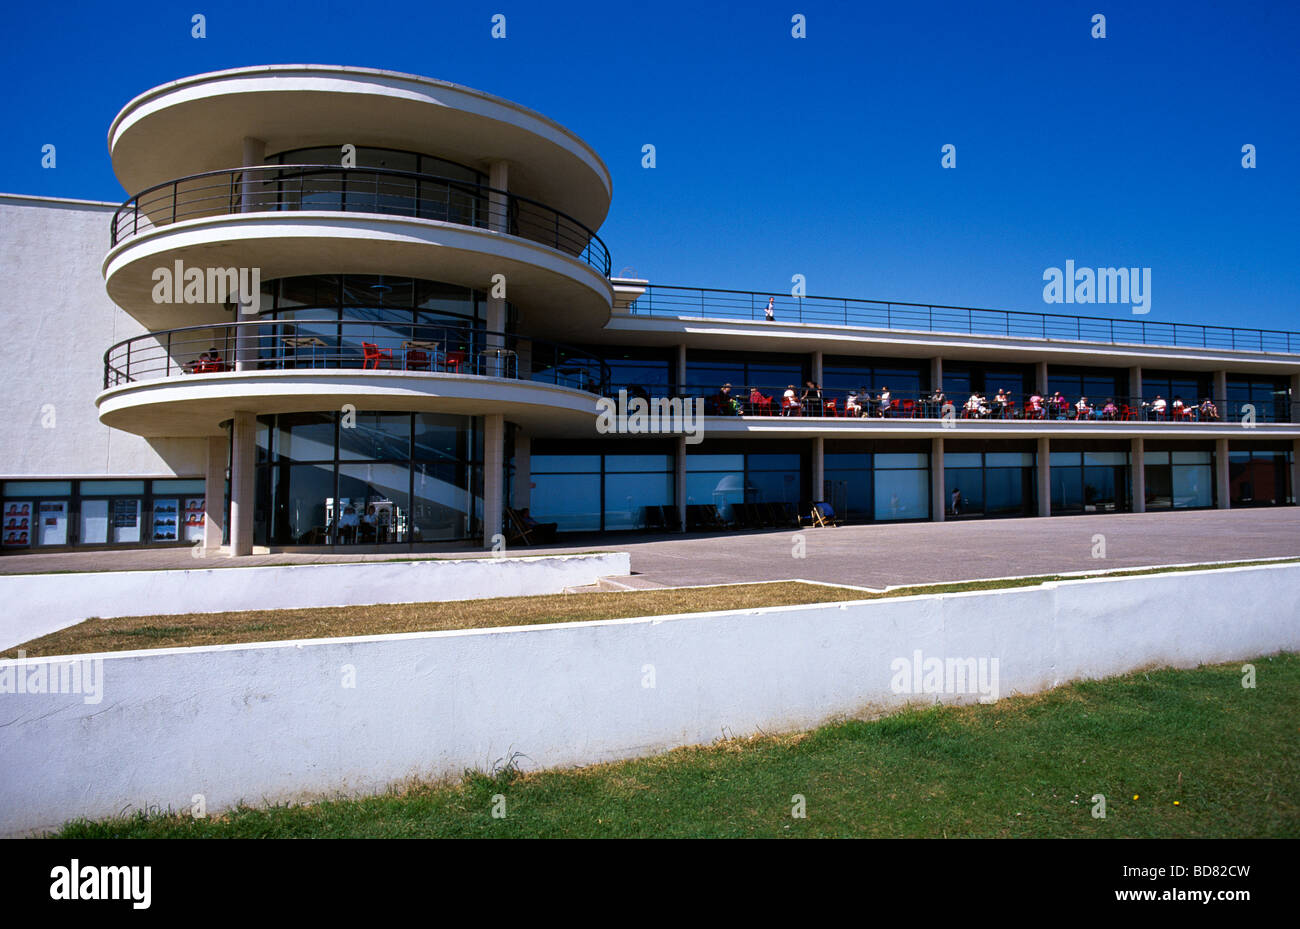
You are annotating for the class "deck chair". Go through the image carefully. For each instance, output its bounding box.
[505,507,557,545]
[809,501,839,528]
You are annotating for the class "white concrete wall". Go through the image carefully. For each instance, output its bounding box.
[0,552,631,651]
[0,196,206,478]
[2,562,1296,836]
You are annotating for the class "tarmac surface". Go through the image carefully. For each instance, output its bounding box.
[3,508,1297,590]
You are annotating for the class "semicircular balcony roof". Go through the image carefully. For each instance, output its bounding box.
[108,64,612,232]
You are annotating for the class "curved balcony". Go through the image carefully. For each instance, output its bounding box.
[98,320,611,438]
[108,65,612,230]
[111,165,611,275]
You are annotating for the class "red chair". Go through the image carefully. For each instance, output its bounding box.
[405,349,430,371]
[756,394,773,415]
[444,350,466,373]
[362,342,393,369]
[1002,400,1017,419]
[899,399,916,418]
[1120,405,1138,421]
[824,399,837,417]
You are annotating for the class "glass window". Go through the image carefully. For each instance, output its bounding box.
[1172,450,1212,465]
[3,481,72,496]
[875,453,927,469]
[1083,452,1126,466]
[1172,465,1213,508]
[986,452,1034,467]
[338,463,411,543]
[945,453,984,468]
[532,455,601,474]
[1145,451,1170,465]
[150,479,205,494]
[532,473,601,531]
[687,454,745,472]
[339,414,411,461]
[874,469,929,521]
[605,455,674,473]
[275,413,336,463]
[1050,452,1082,467]
[604,472,673,530]
[79,480,146,496]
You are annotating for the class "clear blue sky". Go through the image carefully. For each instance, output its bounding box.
[4,0,1297,331]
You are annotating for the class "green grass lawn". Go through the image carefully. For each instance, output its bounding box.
[52,653,1299,838]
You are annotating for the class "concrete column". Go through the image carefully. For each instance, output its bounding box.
[1129,366,1143,406]
[239,137,266,213]
[675,435,687,532]
[1213,370,1227,410]
[482,414,505,548]
[931,436,945,522]
[484,162,511,368]
[513,433,531,510]
[1215,437,1231,509]
[930,357,943,393]
[1130,437,1146,513]
[1291,374,1300,425]
[235,137,268,369]
[1035,361,1049,395]
[811,350,823,386]
[676,344,687,395]
[1291,438,1300,505]
[488,161,509,233]
[227,411,256,556]
[811,436,824,502]
[1036,436,1051,517]
[203,435,227,549]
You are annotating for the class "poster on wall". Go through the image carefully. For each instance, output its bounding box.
[153,498,179,541]
[38,500,68,546]
[3,500,32,547]
[112,498,141,544]
[182,497,206,542]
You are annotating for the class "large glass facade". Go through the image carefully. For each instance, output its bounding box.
[822,442,930,522]
[943,445,1037,518]
[529,442,675,532]
[1050,450,1130,514]
[1144,449,1214,510]
[1229,446,1294,506]
[255,411,485,545]
[1226,376,1292,423]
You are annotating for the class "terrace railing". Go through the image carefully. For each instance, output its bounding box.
[626,285,1300,354]
[110,165,611,277]
[104,320,610,395]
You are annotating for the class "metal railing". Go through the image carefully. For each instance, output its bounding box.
[103,320,610,395]
[625,384,1298,424]
[626,285,1300,354]
[110,164,612,276]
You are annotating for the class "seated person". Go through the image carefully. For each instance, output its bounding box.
[1028,392,1044,418]
[1075,396,1094,419]
[715,383,741,416]
[1151,395,1168,418]
[845,390,862,416]
[783,384,802,415]
[517,508,558,542]
[749,386,766,412]
[964,392,983,417]
[1199,397,1219,420]
[876,387,892,417]
[1101,398,1118,419]
[337,505,359,544]
[360,505,379,543]
[1172,396,1188,419]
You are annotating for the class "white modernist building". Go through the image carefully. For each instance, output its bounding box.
[1,65,1297,555]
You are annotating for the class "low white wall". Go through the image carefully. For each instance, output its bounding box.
[2,563,1297,835]
[0,553,630,651]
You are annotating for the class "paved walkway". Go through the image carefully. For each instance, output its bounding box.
[2,508,1297,590]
